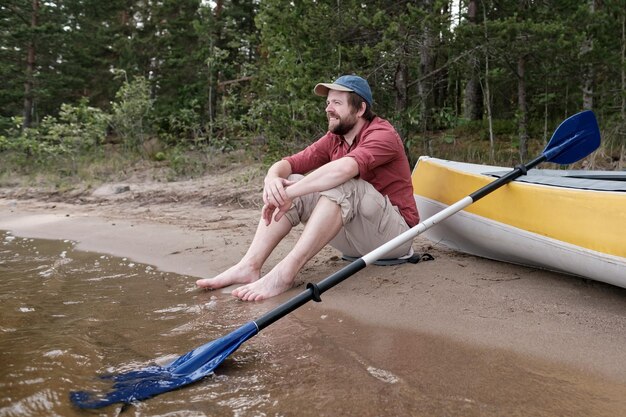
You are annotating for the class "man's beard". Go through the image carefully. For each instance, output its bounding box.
[328,112,358,136]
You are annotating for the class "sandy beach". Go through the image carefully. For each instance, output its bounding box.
[1,164,626,414]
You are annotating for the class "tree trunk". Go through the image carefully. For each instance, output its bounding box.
[207,2,224,136]
[463,0,483,121]
[617,10,626,169]
[395,61,408,113]
[622,10,625,123]
[582,0,595,110]
[464,74,483,120]
[417,0,434,130]
[395,21,409,115]
[517,55,528,162]
[22,0,39,130]
[481,1,494,162]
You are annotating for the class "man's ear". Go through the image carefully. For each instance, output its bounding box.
[357,101,366,117]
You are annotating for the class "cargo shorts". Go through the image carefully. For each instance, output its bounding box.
[283,175,413,259]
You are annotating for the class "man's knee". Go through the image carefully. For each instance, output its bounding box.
[315,195,342,212]
[320,179,374,224]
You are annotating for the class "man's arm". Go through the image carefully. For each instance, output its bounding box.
[264,157,359,225]
[285,157,359,200]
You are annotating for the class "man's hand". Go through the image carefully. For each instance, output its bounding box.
[261,199,292,226]
[263,176,295,208]
[262,177,294,226]
[261,203,276,226]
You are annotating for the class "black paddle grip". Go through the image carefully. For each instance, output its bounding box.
[254,259,367,331]
[469,154,546,202]
[306,282,322,302]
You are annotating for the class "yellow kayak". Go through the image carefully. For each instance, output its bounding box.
[412,156,626,288]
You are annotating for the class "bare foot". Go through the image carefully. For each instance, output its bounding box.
[196,263,260,289]
[231,269,295,301]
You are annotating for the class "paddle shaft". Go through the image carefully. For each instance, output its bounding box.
[254,154,547,331]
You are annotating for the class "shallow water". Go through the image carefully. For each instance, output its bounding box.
[1,231,625,417]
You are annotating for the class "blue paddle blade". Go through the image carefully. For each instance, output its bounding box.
[70,321,258,409]
[543,110,600,164]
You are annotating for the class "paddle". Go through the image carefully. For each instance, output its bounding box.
[70,110,600,409]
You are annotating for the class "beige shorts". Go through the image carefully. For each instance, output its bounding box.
[284,175,413,258]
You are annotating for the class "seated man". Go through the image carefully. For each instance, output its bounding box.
[196,75,419,301]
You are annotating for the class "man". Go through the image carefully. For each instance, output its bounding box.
[196,75,419,301]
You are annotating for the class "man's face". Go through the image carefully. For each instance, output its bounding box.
[325,90,359,135]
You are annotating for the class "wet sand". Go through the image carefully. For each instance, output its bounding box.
[1,171,625,415]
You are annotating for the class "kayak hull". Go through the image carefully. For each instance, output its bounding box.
[412,157,626,288]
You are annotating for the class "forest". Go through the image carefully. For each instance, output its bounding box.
[1,0,625,182]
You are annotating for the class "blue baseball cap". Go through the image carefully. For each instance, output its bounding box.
[314,75,373,107]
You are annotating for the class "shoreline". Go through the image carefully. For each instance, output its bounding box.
[2,194,626,385]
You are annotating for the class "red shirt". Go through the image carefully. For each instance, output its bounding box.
[284,117,419,227]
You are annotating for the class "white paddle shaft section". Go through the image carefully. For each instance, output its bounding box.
[361,196,474,265]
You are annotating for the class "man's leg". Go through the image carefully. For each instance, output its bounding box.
[195,214,293,289]
[232,196,343,301]
[323,179,413,259]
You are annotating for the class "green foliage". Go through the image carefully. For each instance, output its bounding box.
[0,99,109,175]
[1,0,625,174]
[110,75,155,151]
[432,107,458,130]
[250,0,343,156]
[453,118,517,141]
[44,98,109,151]
[160,101,205,147]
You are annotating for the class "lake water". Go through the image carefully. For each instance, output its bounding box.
[1,230,625,416]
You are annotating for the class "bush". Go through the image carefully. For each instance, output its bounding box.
[44,98,109,152]
[110,76,155,151]
[0,100,109,176]
[453,118,517,141]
